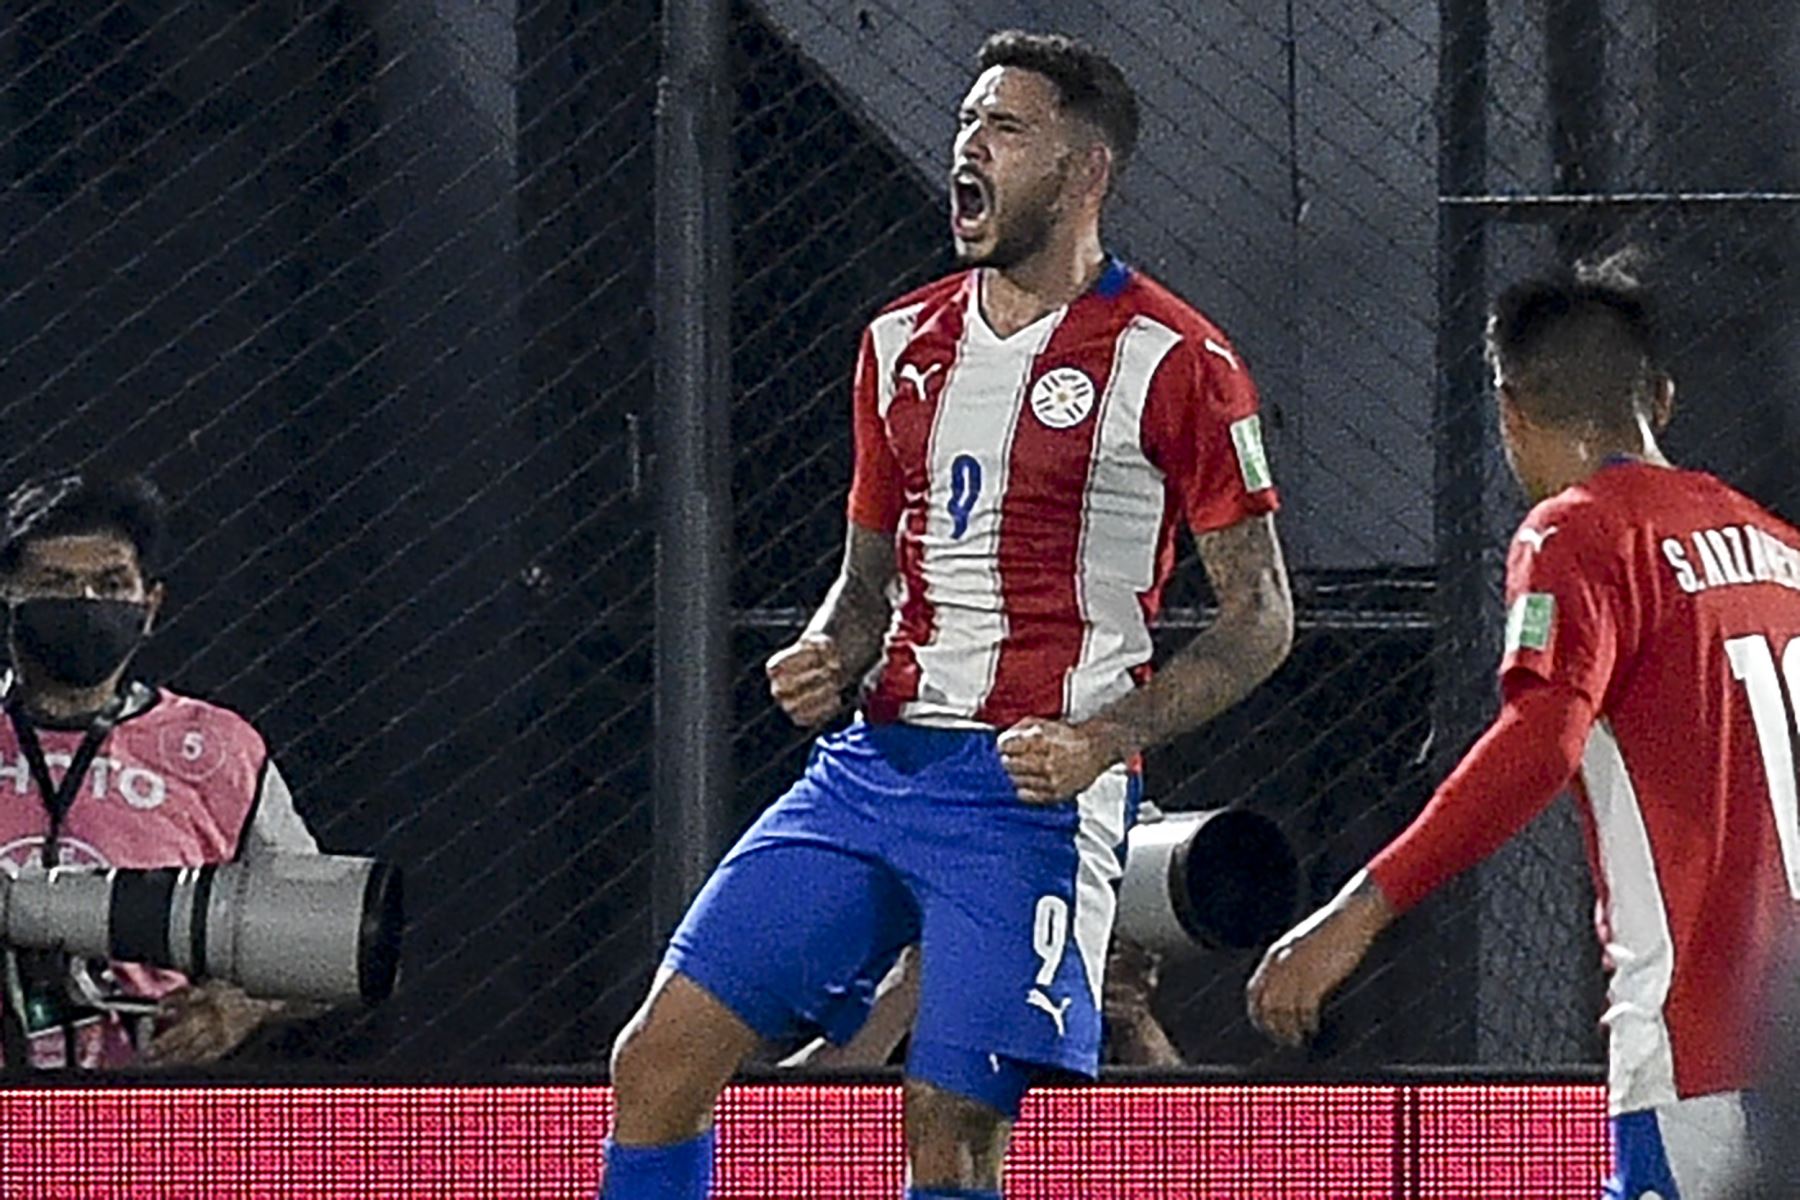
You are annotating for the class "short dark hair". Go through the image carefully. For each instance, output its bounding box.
[978,31,1141,174]
[0,471,168,577]
[1486,249,1665,431]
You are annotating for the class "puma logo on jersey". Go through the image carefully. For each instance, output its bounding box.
[1203,337,1239,371]
[1026,988,1072,1038]
[896,361,943,402]
[1516,525,1559,552]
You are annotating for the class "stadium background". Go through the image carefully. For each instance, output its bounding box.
[0,0,1794,1193]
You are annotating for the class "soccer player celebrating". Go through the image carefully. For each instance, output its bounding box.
[1248,256,1800,1197]
[601,31,1293,1200]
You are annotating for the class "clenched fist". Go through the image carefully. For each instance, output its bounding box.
[997,718,1119,804]
[1246,876,1392,1047]
[766,633,846,727]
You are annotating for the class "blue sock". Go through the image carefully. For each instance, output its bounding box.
[905,1190,1001,1199]
[597,1129,715,1200]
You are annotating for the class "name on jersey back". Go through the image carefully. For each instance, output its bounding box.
[1662,522,1800,595]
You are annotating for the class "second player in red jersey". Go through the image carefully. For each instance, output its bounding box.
[1248,255,1800,1198]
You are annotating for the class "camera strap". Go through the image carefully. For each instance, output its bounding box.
[1,692,128,1071]
[0,950,29,1073]
[6,692,127,870]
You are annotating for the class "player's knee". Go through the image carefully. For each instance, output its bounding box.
[607,1009,652,1092]
[610,973,755,1127]
[903,1079,1011,1188]
[610,997,696,1106]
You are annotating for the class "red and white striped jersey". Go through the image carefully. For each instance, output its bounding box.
[1502,460,1800,1112]
[848,260,1278,730]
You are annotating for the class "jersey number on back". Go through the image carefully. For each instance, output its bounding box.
[1725,633,1800,899]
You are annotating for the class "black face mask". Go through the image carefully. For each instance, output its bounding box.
[8,598,151,689]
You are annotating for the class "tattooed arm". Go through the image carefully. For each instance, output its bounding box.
[1084,512,1294,761]
[998,513,1294,802]
[766,523,895,727]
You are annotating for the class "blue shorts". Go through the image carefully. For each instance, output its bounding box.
[665,721,1136,1110]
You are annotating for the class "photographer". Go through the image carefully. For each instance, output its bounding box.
[0,471,320,1069]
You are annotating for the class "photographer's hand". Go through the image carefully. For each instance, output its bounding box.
[143,980,281,1065]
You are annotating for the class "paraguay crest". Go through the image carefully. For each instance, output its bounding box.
[1030,367,1096,429]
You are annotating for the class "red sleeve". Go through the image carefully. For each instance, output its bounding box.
[846,327,903,534]
[1367,678,1596,913]
[1141,332,1280,535]
[1498,504,1628,708]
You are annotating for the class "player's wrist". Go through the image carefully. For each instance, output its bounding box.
[1074,715,1140,767]
[1336,870,1398,940]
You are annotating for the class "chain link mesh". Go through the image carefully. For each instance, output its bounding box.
[726,0,1799,1075]
[1,0,659,1066]
[0,0,1793,1073]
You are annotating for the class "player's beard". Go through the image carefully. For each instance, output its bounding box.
[956,163,1068,271]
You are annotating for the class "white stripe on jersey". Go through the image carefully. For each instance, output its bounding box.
[903,308,1064,725]
[870,303,926,421]
[1065,317,1183,721]
[1071,766,1130,1009]
[1584,720,1680,1114]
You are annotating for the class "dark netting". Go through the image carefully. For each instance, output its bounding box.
[0,0,1793,1075]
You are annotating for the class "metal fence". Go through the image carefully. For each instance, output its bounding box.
[0,0,1794,1073]
[0,0,662,1067]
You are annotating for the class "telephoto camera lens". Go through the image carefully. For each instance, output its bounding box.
[0,853,402,1005]
[1116,810,1298,954]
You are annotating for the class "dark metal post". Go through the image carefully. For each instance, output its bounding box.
[653,0,732,939]
[1431,0,1491,1062]
[1546,0,1612,261]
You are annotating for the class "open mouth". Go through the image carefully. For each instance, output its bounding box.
[950,170,991,237]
